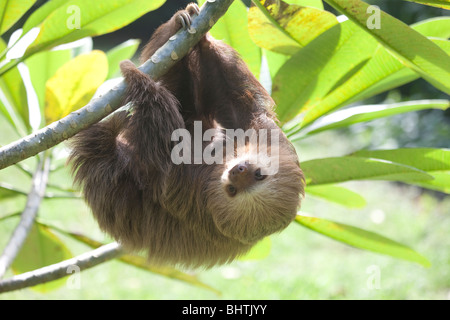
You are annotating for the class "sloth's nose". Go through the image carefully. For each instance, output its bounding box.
[231,163,247,175]
[229,163,253,189]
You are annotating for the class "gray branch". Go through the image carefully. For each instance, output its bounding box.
[0,0,235,171]
[0,155,51,279]
[0,242,124,293]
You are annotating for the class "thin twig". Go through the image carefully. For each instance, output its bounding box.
[0,242,124,293]
[0,0,235,171]
[0,155,51,279]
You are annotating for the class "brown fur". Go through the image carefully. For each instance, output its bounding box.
[69,4,305,269]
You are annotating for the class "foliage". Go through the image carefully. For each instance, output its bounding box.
[0,0,449,295]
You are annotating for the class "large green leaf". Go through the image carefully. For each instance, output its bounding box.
[21,0,69,35]
[26,48,72,128]
[295,215,431,267]
[411,17,450,39]
[0,0,36,35]
[301,156,433,186]
[12,223,73,292]
[24,0,165,58]
[351,148,450,194]
[273,20,377,123]
[300,37,450,129]
[324,0,450,95]
[404,0,450,10]
[305,184,366,208]
[45,50,108,124]
[106,39,140,79]
[248,0,338,55]
[295,100,449,138]
[287,13,450,130]
[200,0,262,78]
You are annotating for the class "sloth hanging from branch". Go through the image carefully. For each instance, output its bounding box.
[69,3,305,268]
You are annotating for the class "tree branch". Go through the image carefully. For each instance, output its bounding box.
[0,0,235,171]
[0,242,124,293]
[0,155,51,279]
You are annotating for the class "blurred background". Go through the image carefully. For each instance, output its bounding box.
[0,0,449,299]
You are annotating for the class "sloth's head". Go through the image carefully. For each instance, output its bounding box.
[206,146,304,244]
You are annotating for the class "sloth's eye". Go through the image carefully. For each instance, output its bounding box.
[227,185,237,196]
[254,169,266,181]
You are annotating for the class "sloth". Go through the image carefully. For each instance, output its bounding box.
[69,3,305,268]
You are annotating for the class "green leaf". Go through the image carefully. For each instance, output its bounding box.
[412,171,450,194]
[12,223,73,292]
[106,39,140,79]
[351,148,450,194]
[0,0,36,35]
[24,0,166,58]
[295,215,431,267]
[324,0,450,95]
[239,236,272,261]
[300,38,450,129]
[273,20,377,123]
[248,0,338,55]
[26,48,72,128]
[0,39,30,132]
[45,50,108,124]
[411,17,450,39]
[403,0,450,10]
[299,100,449,137]
[199,0,262,77]
[22,0,70,35]
[305,184,366,208]
[301,156,434,186]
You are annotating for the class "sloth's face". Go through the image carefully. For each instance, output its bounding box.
[206,150,304,244]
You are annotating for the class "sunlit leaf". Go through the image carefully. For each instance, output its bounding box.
[24,0,166,58]
[298,100,449,138]
[295,215,431,267]
[0,0,36,35]
[239,237,272,261]
[301,38,450,128]
[403,0,450,10]
[411,17,450,38]
[12,223,73,292]
[324,0,450,95]
[305,184,366,208]
[351,148,450,194]
[45,50,108,124]
[248,0,338,55]
[22,0,69,35]
[302,156,433,186]
[273,20,376,123]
